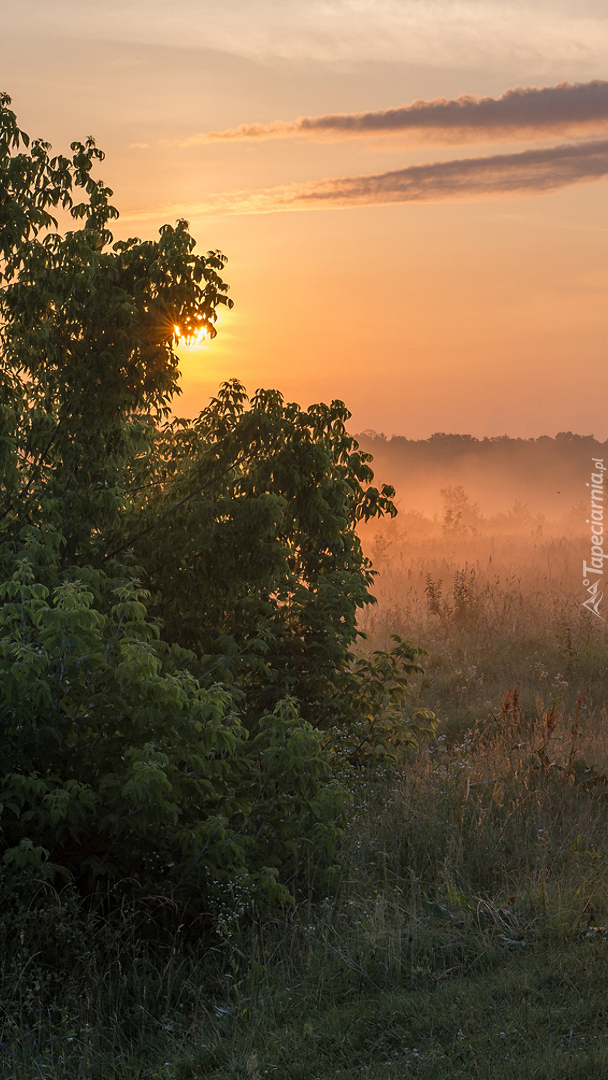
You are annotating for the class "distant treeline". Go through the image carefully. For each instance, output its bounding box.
[354,431,603,519]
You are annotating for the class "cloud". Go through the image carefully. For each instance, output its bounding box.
[271,138,608,208]
[128,138,608,218]
[182,80,608,147]
[9,1,608,72]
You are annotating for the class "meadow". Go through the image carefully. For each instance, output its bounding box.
[4,507,608,1080]
[360,507,601,730]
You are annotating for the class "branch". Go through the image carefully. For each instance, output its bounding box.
[103,446,257,562]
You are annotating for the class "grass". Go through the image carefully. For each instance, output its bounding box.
[360,528,607,730]
[3,527,608,1079]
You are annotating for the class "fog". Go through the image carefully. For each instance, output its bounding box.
[355,430,597,657]
[356,429,599,523]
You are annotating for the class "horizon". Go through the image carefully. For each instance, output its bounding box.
[354,428,607,441]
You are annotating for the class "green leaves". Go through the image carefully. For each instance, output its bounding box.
[325,635,439,770]
[0,522,349,910]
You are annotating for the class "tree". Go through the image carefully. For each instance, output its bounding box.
[440,485,481,536]
[0,94,434,917]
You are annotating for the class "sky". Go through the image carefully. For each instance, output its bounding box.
[2,0,608,438]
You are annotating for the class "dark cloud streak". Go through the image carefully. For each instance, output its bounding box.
[286,138,608,206]
[209,139,608,212]
[186,81,608,146]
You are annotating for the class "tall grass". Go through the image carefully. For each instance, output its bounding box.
[360,529,607,731]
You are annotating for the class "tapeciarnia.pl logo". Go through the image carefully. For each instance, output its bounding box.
[582,457,606,620]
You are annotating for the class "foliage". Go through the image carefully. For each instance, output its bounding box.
[0,93,431,912]
[425,569,481,632]
[0,533,343,907]
[325,635,438,769]
[118,380,398,726]
[440,484,481,535]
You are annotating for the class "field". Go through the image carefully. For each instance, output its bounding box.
[360,515,603,730]
[3,518,608,1079]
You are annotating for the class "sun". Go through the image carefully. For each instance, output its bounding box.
[173,324,212,348]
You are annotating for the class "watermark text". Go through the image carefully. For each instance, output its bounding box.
[582,457,606,619]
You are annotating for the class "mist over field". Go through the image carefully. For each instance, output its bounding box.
[355,428,592,613]
[354,428,606,739]
[355,429,598,522]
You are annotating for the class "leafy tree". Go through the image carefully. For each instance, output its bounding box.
[119,382,399,723]
[0,94,434,916]
[440,485,481,536]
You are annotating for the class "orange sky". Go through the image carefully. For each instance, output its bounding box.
[3,1,608,438]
